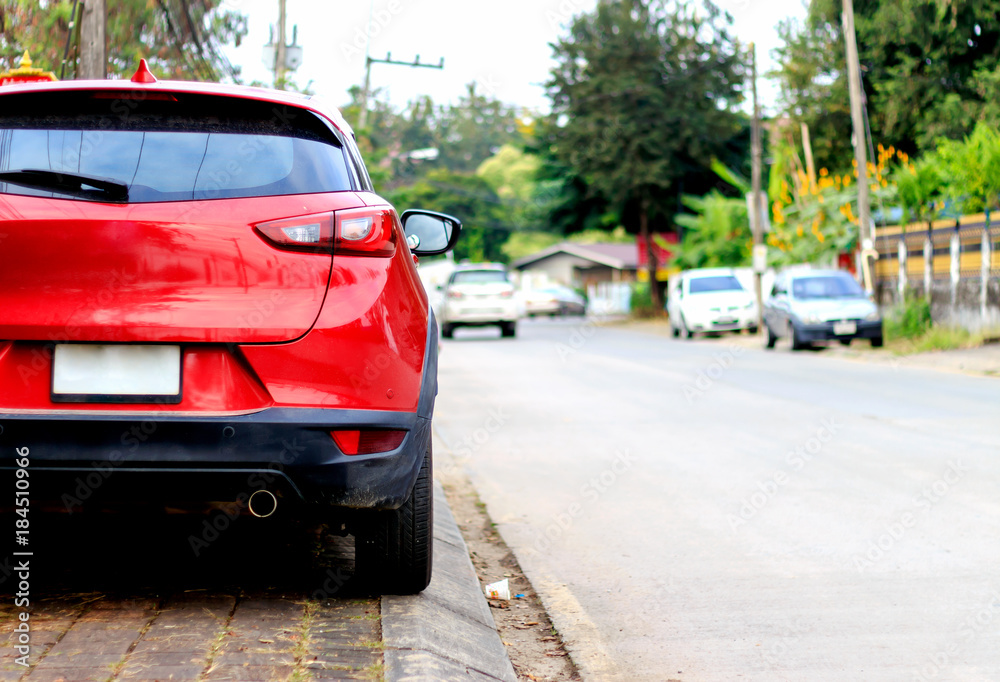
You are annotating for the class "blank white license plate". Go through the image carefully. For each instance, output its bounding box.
[833,321,857,336]
[52,345,182,402]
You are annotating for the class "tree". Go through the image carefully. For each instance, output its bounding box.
[544,0,746,308]
[0,0,246,80]
[671,162,752,270]
[935,122,1000,221]
[893,155,943,230]
[386,170,510,263]
[775,0,1000,164]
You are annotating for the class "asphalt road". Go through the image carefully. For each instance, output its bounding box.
[433,318,1000,682]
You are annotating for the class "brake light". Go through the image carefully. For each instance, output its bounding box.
[447,290,464,300]
[335,206,397,257]
[331,429,407,455]
[254,212,335,253]
[500,290,514,299]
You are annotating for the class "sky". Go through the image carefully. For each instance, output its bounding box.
[221,0,808,115]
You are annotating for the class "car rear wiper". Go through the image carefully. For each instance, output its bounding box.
[0,169,129,202]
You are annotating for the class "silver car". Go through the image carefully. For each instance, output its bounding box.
[440,264,519,338]
[763,269,883,349]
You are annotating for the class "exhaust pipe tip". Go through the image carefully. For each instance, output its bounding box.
[248,489,277,518]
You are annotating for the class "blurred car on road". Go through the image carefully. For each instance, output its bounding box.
[440,264,519,338]
[763,269,883,349]
[522,285,587,317]
[667,268,758,338]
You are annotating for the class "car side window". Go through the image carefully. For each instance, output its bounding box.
[345,138,374,192]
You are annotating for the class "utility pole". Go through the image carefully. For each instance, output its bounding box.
[750,43,765,331]
[78,0,106,79]
[358,53,444,130]
[274,0,287,88]
[843,0,874,292]
[801,122,817,190]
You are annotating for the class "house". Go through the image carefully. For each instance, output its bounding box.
[511,242,639,289]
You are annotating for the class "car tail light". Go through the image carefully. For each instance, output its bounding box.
[447,290,464,300]
[253,207,397,257]
[500,289,514,299]
[254,212,335,253]
[335,207,397,257]
[331,429,407,455]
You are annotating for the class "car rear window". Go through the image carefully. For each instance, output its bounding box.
[450,270,509,284]
[689,275,744,293]
[0,91,353,202]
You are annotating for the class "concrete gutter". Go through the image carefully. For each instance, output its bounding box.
[382,481,517,682]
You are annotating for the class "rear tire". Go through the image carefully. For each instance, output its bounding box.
[680,316,694,339]
[764,323,777,349]
[355,447,433,594]
[839,338,852,346]
[871,336,884,348]
[501,321,517,338]
[748,325,759,335]
[790,323,808,351]
[670,322,680,338]
[441,323,455,339]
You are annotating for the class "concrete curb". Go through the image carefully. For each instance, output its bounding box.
[382,481,517,682]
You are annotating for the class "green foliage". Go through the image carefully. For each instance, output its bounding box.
[629,281,659,318]
[935,122,1000,215]
[546,0,744,208]
[771,9,852,173]
[672,192,750,269]
[769,182,861,265]
[893,156,944,225]
[775,0,1000,165]
[884,295,933,341]
[0,0,247,80]
[543,0,747,306]
[670,161,751,269]
[385,170,509,263]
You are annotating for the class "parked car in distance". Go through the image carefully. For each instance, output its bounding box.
[0,63,461,594]
[763,269,883,350]
[667,268,758,338]
[522,285,587,317]
[440,264,519,338]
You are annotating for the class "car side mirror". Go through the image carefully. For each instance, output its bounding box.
[401,209,462,256]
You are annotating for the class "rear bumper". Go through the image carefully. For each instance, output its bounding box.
[0,407,430,513]
[687,313,757,332]
[794,320,883,342]
[442,301,518,324]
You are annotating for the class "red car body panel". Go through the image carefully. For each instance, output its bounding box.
[241,242,431,413]
[0,192,369,344]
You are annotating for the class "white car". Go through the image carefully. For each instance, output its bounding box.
[440,264,519,338]
[667,268,758,338]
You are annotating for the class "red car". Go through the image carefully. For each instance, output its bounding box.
[0,62,460,593]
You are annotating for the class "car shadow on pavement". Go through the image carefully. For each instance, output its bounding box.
[3,511,369,599]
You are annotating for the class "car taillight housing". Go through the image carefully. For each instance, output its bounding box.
[447,290,464,300]
[254,212,335,254]
[253,207,397,257]
[331,429,407,456]
[335,206,397,257]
